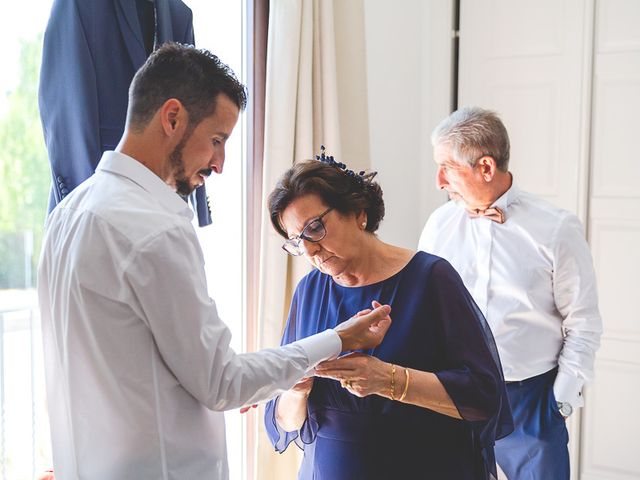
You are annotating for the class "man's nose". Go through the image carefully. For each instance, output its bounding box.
[436,166,448,190]
[210,150,225,174]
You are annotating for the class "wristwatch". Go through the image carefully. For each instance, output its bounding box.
[557,401,573,417]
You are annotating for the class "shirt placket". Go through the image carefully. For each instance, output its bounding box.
[473,219,493,318]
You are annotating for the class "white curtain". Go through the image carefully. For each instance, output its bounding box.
[255,0,342,477]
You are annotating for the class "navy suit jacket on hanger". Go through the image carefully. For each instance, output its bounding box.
[39,0,212,226]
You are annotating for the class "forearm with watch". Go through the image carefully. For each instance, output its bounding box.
[553,369,584,418]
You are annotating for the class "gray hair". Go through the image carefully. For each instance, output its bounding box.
[431,106,510,172]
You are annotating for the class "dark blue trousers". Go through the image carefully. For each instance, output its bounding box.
[495,368,570,480]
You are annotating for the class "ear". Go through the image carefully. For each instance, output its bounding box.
[356,210,368,230]
[159,98,186,137]
[477,155,497,182]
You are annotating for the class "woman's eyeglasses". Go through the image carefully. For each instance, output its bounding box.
[282,208,333,256]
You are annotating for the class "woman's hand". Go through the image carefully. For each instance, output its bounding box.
[241,377,314,414]
[274,376,315,431]
[290,375,315,397]
[314,352,392,398]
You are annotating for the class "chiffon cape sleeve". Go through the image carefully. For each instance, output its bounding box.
[428,259,514,478]
[264,286,317,452]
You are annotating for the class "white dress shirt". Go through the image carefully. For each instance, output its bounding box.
[419,183,602,408]
[37,151,342,480]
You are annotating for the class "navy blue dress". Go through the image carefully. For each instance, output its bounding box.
[265,252,513,479]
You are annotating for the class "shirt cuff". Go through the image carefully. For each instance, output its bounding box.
[553,370,585,408]
[294,329,342,369]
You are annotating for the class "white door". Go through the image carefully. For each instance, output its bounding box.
[458,0,591,218]
[580,1,640,479]
[458,1,594,478]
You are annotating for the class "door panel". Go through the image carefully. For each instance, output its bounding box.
[458,1,594,478]
[581,1,640,478]
[459,0,590,216]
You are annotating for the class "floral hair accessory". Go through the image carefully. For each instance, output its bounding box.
[315,145,378,187]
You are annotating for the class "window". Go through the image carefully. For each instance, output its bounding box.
[0,0,54,478]
[188,2,248,479]
[0,1,250,479]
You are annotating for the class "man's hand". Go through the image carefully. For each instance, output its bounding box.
[239,404,257,414]
[334,301,392,351]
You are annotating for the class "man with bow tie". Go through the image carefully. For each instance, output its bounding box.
[418,106,602,479]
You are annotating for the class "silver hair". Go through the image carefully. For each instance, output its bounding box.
[431,106,510,172]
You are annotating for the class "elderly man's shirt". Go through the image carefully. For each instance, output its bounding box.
[37,151,341,480]
[419,184,602,408]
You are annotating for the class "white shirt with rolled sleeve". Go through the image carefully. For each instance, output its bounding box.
[37,151,342,480]
[418,183,602,410]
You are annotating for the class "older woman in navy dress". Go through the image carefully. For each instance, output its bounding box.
[264,150,513,479]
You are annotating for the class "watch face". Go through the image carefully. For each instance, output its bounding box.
[559,402,573,417]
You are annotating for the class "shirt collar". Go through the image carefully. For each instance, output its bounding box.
[96,151,194,220]
[491,179,520,213]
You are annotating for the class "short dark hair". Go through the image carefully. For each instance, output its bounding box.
[128,43,247,131]
[268,160,385,238]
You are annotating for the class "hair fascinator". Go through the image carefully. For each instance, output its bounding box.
[315,145,377,187]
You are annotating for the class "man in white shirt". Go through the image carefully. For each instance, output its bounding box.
[37,43,392,480]
[419,107,602,479]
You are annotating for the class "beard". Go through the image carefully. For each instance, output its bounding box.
[169,142,195,197]
[169,137,193,197]
[168,126,211,197]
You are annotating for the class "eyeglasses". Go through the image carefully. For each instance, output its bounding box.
[282,207,333,256]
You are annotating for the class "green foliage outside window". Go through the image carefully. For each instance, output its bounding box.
[0,34,50,289]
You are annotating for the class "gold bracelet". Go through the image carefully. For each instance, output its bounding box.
[390,364,396,400]
[399,368,410,402]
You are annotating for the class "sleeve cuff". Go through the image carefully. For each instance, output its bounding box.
[553,370,585,408]
[294,329,341,369]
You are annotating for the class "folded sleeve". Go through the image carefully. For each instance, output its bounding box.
[552,214,603,407]
[427,259,514,441]
[264,287,316,452]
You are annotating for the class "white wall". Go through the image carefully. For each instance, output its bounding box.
[361,0,452,249]
[333,0,370,174]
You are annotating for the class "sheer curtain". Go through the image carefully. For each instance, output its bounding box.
[255,0,341,477]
